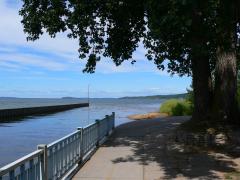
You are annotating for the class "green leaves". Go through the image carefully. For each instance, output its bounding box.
[19,0,239,75]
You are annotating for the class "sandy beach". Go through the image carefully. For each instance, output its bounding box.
[128,112,168,120]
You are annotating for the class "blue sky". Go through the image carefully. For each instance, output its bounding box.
[0,0,191,98]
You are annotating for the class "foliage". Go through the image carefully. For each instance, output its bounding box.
[19,0,146,73]
[186,85,194,105]
[160,99,192,116]
[19,0,240,74]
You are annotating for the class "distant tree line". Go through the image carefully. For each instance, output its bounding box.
[120,93,188,99]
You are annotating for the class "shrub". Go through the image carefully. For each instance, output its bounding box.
[160,99,193,116]
[159,99,179,115]
[172,103,185,116]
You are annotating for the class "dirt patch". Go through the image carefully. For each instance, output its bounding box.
[128,112,168,120]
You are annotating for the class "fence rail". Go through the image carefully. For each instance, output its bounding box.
[0,112,115,180]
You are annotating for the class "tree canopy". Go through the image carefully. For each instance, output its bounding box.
[20,0,240,123]
[19,1,239,73]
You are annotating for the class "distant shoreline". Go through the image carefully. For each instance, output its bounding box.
[0,93,187,100]
[120,93,187,99]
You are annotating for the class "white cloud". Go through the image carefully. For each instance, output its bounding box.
[0,1,192,98]
[0,0,78,56]
[0,0,171,75]
[0,61,23,70]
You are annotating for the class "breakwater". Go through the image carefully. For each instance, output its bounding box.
[0,103,89,120]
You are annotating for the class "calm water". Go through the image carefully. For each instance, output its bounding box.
[0,98,162,167]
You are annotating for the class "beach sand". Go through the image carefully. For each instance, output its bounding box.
[128,112,168,120]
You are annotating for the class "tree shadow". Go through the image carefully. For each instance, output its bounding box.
[104,116,240,179]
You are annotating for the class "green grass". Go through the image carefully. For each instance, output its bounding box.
[160,99,193,116]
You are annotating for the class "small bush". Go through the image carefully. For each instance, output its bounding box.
[172,103,185,116]
[160,99,192,116]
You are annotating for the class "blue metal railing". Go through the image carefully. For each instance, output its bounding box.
[0,112,115,180]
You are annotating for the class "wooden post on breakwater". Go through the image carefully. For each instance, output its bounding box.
[0,103,89,120]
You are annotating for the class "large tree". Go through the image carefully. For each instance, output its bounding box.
[19,0,239,123]
[146,0,240,123]
[145,0,215,121]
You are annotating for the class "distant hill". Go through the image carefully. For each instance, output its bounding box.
[119,93,188,99]
[61,97,80,99]
[0,97,18,99]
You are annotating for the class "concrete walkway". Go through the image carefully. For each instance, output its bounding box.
[73,116,240,180]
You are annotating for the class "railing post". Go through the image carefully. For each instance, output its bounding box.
[37,144,48,180]
[20,164,26,180]
[105,115,110,136]
[77,127,84,163]
[95,119,100,147]
[112,112,115,130]
[9,170,14,180]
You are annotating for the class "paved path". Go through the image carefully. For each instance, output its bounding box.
[73,116,240,180]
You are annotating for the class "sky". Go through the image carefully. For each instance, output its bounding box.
[0,0,191,98]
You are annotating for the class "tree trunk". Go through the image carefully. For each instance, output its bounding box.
[211,0,239,124]
[191,54,213,121]
[213,47,238,123]
[190,4,213,122]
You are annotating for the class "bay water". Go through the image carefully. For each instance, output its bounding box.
[0,98,163,167]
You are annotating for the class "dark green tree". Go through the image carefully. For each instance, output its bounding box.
[146,0,240,123]
[145,0,215,121]
[19,0,240,123]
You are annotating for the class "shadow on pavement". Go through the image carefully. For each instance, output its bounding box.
[104,116,240,179]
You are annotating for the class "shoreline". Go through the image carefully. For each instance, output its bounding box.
[128,112,168,120]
